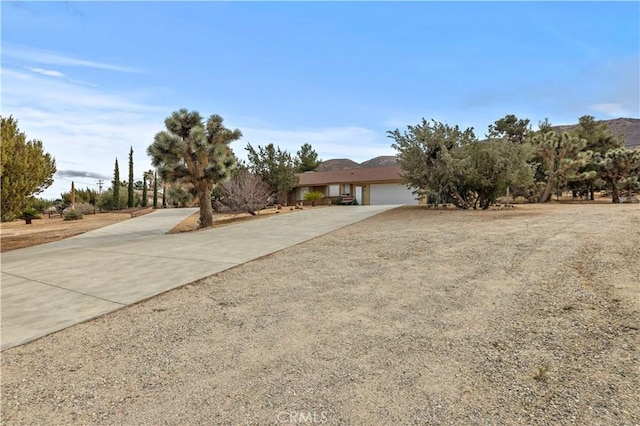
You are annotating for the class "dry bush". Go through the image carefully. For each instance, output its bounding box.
[215,169,271,215]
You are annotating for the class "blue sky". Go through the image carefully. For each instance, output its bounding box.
[2,1,639,200]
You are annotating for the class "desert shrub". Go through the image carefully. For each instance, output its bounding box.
[22,208,41,220]
[30,198,54,214]
[64,210,83,221]
[2,213,17,222]
[97,189,127,211]
[303,191,324,206]
[214,169,271,215]
[71,203,96,215]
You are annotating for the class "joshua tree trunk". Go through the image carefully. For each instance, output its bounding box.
[197,185,214,228]
[611,185,621,203]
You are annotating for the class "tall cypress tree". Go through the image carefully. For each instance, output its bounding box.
[113,158,120,210]
[128,146,134,207]
[153,170,158,208]
[142,175,148,207]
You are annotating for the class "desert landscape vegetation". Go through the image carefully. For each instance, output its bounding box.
[2,110,640,424]
[2,3,639,424]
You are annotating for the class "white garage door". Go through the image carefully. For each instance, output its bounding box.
[370,184,417,205]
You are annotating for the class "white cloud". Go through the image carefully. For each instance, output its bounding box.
[4,45,143,73]
[590,103,632,117]
[1,67,165,199]
[26,66,65,78]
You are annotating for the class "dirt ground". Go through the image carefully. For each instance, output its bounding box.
[167,205,307,234]
[0,206,301,252]
[1,204,638,424]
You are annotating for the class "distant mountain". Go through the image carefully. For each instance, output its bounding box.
[360,156,397,168]
[553,118,640,149]
[316,156,398,172]
[316,158,361,172]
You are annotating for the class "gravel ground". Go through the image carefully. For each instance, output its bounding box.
[2,204,638,425]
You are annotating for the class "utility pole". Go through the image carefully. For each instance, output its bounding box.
[96,179,104,193]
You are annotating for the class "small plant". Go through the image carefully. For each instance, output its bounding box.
[532,365,549,381]
[303,191,324,207]
[64,210,84,221]
[22,208,40,224]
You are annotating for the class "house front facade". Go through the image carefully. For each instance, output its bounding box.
[290,165,419,206]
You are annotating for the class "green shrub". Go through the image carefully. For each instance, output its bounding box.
[303,191,324,206]
[30,198,54,214]
[64,210,84,221]
[22,208,41,220]
[97,188,127,211]
[2,213,17,222]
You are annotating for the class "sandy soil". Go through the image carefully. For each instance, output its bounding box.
[0,213,133,252]
[1,204,638,424]
[168,205,308,234]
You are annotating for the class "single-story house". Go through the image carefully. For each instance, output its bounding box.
[290,165,420,206]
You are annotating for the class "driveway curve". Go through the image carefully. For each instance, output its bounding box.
[1,206,396,350]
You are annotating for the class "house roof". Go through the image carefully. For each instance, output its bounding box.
[295,165,404,187]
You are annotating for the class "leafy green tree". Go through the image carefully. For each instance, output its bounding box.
[461,139,534,209]
[128,146,135,208]
[148,109,240,226]
[61,187,98,205]
[1,116,56,221]
[390,118,534,209]
[296,143,322,172]
[389,119,477,208]
[572,116,622,153]
[246,143,299,205]
[30,197,54,214]
[569,115,623,200]
[529,130,587,203]
[594,148,640,203]
[112,158,121,209]
[487,114,531,144]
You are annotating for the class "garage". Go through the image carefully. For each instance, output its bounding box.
[369,183,418,205]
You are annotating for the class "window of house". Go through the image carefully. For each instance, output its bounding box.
[298,187,310,200]
[327,184,339,197]
[341,184,351,195]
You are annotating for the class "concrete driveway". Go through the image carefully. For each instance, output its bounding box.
[1,205,396,350]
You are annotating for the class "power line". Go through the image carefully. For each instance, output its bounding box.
[54,176,101,187]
